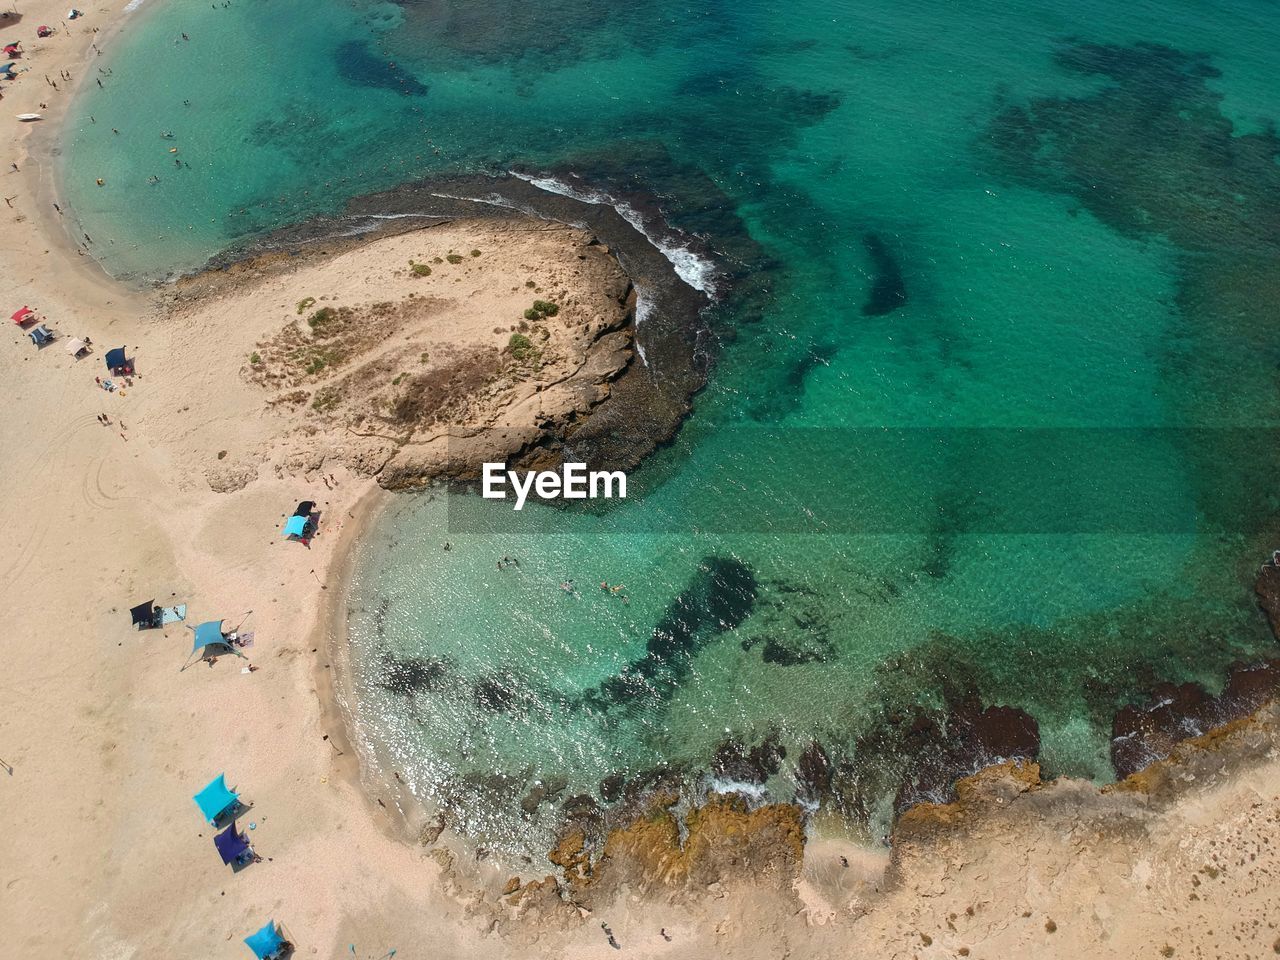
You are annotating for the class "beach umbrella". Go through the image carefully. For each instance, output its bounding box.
[282,515,308,540]
[192,773,240,825]
[0,63,15,76]
[213,823,252,866]
[182,618,245,670]
[244,920,287,960]
[129,600,156,629]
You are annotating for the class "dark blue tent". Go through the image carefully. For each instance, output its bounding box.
[214,823,252,866]
[104,346,127,371]
[130,600,156,629]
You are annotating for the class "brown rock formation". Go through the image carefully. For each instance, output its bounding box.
[1110,660,1280,778]
[548,792,806,905]
[1256,562,1280,636]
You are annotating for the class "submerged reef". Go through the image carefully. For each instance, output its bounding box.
[859,232,908,316]
[583,556,758,711]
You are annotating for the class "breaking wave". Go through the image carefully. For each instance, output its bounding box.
[511,171,719,297]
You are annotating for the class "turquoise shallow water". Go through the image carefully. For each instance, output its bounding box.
[66,0,1280,851]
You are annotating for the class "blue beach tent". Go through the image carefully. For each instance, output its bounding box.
[192,619,228,652]
[182,618,244,670]
[214,823,253,866]
[104,346,128,371]
[190,619,238,656]
[282,515,307,540]
[244,920,288,959]
[193,773,240,825]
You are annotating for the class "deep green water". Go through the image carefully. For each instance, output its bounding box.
[65,0,1280,852]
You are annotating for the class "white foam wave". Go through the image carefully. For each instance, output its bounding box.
[511,171,718,297]
[632,291,652,366]
[705,777,770,802]
[123,0,148,11]
[360,212,445,221]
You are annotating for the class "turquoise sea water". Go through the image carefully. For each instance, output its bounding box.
[65,0,1280,851]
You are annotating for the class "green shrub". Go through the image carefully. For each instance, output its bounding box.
[446,253,464,264]
[470,249,482,257]
[410,261,432,277]
[249,352,261,366]
[508,333,536,361]
[307,307,338,331]
[523,300,560,322]
[296,297,316,315]
[311,386,342,412]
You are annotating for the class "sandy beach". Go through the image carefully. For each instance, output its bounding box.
[3,2,1280,959]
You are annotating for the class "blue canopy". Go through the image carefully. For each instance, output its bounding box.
[282,515,307,539]
[0,63,14,74]
[191,619,229,653]
[193,773,239,824]
[214,823,251,865]
[244,920,286,959]
[104,347,126,370]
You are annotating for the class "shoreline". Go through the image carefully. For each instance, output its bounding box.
[312,479,392,835]
[25,0,155,297]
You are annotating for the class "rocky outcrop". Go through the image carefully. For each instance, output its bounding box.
[594,793,804,897]
[893,760,1044,840]
[1110,660,1280,778]
[709,730,787,785]
[1255,562,1280,636]
[543,791,806,906]
[894,700,1040,812]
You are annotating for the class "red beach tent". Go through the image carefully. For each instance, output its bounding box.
[11,306,35,326]
[36,26,53,38]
